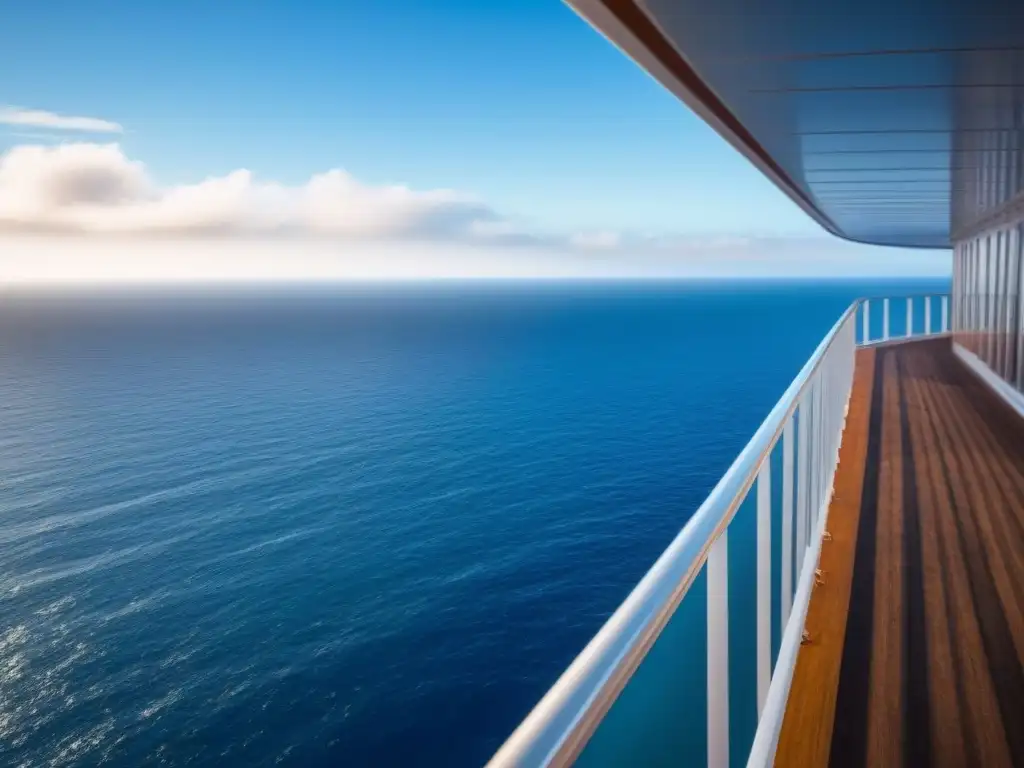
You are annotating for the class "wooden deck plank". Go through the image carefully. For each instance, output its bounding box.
[908,348,1014,767]
[901,350,969,768]
[776,338,1024,768]
[903,348,1009,767]
[866,350,905,768]
[773,348,875,768]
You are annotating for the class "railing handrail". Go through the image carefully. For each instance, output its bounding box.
[854,291,947,300]
[487,301,860,767]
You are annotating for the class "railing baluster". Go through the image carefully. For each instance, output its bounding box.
[812,376,820,530]
[796,395,808,566]
[757,461,771,715]
[812,381,819,539]
[828,351,837,462]
[816,375,824,525]
[707,533,729,768]
[924,295,932,335]
[906,297,914,338]
[819,377,825,525]
[781,419,794,624]
[883,298,890,341]
[862,299,870,344]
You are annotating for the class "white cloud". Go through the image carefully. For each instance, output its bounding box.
[0,140,951,281]
[0,142,511,240]
[0,107,123,134]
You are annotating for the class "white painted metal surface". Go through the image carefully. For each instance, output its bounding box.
[756,463,771,714]
[883,298,890,340]
[781,421,793,626]
[707,533,730,768]
[925,296,932,335]
[795,397,808,567]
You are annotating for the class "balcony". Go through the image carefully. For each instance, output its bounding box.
[487,292,1024,767]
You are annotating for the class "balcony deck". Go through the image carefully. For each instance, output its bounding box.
[775,338,1024,768]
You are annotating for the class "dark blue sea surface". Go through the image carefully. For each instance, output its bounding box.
[0,279,947,767]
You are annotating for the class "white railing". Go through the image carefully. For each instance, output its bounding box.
[859,293,950,345]
[488,294,948,768]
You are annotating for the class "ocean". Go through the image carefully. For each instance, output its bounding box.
[0,279,947,767]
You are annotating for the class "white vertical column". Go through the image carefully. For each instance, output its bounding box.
[796,395,809,572]
[833,346,839,457]
[819,375,826,522]
[806,386,815,549]
[1016,228,1024,389]
[907,297,914,338]
[862,299,870,345]
[707,533,729,768]
[883,298,890,341]
[817,374,825,518]
[971,239,978,346]
[756,461,771,715]
[826,357,834,493]
[781,419,794,624]
[817,372,825,519]
[924,296,932,335]
[809,380,819,536]
[849,316,856,409]
[942,295,949,333]
[1004,231,1016,377]
[952,246,959,332]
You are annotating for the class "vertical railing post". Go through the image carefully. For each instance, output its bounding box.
[827,346,835,466]
[814,373,823,525]
[848,316,856,412]
[781,419,794,625]
[883,298,890,341]
[862,299,870,345]
[906,297,914,338]
[796,395,808,572]
[756,462,771,715]
[808,381,816,541]
[707,533,729,768]
[942,295,949,333]
[816,374,824,523]
[809,379,818,539]
[924,295,932,335]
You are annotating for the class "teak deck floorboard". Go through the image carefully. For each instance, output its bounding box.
[776,338,1024,768]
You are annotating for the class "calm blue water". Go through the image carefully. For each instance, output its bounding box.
[0,279,946,767]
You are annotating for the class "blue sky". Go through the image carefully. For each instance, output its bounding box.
[0,0,950,280]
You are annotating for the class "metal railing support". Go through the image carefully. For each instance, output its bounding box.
[707,533,729,768]
[756,461,772,714]
[781,421,793,626]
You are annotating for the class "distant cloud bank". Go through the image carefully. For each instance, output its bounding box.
[0,136,950,281]
[0,107,123,134]
[0,141,551,244]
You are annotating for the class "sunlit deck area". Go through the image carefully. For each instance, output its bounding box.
[778,338,1024,768]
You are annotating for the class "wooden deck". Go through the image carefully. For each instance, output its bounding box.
[776,338,1024,768]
